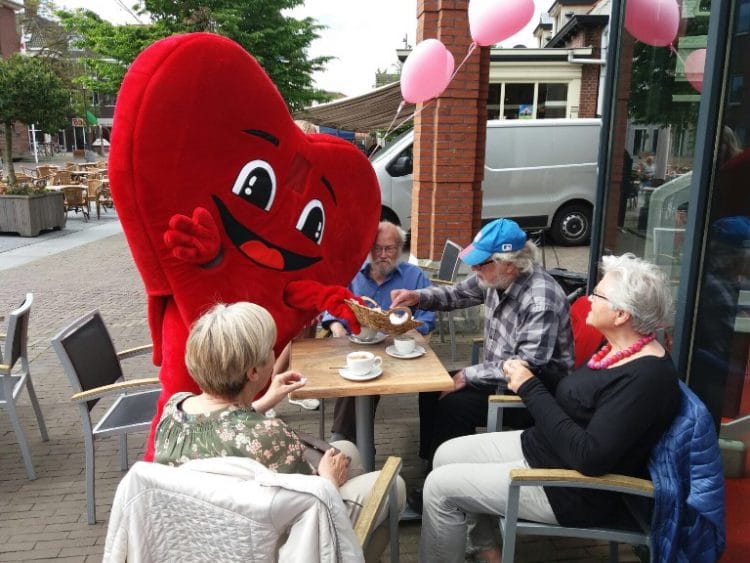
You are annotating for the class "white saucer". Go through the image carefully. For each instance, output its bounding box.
[385,344,426,359]
[348,333,387,345]
[338,365,383,381]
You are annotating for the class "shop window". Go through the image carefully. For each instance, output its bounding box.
[503,83,534,119]
[488,83,502,120]
[538,83,568,118]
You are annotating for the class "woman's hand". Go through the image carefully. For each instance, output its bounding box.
[252,371,307,413]
[317,448,350,488]
[504,359,535,393]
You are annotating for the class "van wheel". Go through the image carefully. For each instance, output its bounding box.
[551,203,592,246]
[380,207,401,226]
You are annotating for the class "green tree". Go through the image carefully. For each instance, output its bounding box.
[57,0,332,111]
[0,54,71,187]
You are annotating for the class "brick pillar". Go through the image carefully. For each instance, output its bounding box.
[412,0,489,260]
[0,6,20,59]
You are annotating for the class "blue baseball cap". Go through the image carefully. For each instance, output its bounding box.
[712,216,750,247]
[458,219,527,266]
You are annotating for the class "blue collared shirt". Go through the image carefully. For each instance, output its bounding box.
[321,262,436,335]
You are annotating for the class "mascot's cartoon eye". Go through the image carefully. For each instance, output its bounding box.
[232,160,276,211]
[296,199,325,244]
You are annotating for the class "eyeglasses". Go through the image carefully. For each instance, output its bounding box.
[589,291,610,302]
[372,244,400,255]
[473,258,496,269]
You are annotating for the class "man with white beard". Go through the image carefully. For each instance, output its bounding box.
[391,219,573,476]
[321,221,435,441]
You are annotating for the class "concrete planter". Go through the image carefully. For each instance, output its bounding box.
[0,192,66,237]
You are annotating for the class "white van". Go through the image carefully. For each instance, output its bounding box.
[372,118,601,245]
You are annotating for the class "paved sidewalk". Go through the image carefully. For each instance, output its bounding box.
[0,220,639,562]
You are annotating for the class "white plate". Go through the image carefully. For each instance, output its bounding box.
[338,365,383,381]
[385,344,426,359]
[348,333,388,345]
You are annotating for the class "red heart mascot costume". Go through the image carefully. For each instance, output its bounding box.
[109,33,379,460]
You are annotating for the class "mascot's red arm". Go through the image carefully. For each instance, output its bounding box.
[109,33,379,461]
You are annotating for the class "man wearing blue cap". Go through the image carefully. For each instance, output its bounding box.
[391,218,574,469]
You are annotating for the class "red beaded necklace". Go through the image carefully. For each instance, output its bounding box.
[587,333,656,370]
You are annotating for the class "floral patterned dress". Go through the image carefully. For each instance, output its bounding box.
[154,392,313,475]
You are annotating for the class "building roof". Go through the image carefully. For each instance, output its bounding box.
[0,1,23,10]
[292,81,415,132]
[546,14,609,47]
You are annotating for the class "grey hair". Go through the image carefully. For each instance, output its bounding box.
[378,221,407,251]
[600,253,672,334]
[185,302,277,399]
[489,240,539,274]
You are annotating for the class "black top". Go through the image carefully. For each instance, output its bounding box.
[520,354,680,526]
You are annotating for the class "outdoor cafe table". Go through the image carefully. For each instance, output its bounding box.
[289,332,453,471]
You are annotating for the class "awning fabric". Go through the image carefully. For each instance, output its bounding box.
[293,81,415,132]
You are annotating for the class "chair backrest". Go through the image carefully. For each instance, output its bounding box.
[51,311,124,410]
[62,186,86,205]
[3,293,33,369]
[53,170,73,185]
[104,459,365,562]
[436,240,463,282]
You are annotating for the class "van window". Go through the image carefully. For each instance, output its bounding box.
[386,145,413,177]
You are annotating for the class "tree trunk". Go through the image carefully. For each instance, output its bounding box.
[2,121,16,187]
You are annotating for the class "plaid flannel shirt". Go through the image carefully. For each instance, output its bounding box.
[416,264,574,390]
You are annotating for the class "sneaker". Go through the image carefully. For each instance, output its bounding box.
[264,408,277,418]
[288,397,320,410]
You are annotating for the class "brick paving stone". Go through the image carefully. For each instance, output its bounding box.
[0,227,641,562]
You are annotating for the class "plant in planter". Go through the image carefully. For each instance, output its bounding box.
[0,54,70,235]
[0,54,70,187]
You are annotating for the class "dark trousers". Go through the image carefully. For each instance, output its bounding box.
[418,387,533,461]
[331,395,381,441]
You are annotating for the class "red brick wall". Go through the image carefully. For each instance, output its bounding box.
[413,0,488,260]
[561,25,604,119]
[0,6,19,59]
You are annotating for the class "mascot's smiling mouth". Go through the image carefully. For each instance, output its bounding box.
[212,195,321,271]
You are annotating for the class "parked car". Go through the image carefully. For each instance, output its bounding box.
[371,118,601,245]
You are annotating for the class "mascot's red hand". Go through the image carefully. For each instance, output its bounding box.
[163,207,222,265]
[285,280,363,334]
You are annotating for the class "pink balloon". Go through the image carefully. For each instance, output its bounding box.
[685,48,706,93]
[401,39,455,104]
[468,0,536,47]
[625,0,680,47]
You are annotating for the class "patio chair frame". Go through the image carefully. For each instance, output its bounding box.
[1,293,48,480]
[51,309,160,524]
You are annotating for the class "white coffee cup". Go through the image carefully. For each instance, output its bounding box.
[394,335,416,355]
[358,326,378,341]
[346,351,382,375]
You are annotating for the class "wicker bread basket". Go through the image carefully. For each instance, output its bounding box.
[345,296,423,335]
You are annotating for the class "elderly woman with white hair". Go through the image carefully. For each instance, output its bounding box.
[419,254,680,563]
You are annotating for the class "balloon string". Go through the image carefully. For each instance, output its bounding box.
[447,41,478,84]
[668,43,686,66]
[380,101,406,147]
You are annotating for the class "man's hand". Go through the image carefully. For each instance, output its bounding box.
[329,321,348,338]
[317,448,350,488]
[440,370,468,399]
[252,371,306,414]
[504,359,535,393]
[390,289,419,308]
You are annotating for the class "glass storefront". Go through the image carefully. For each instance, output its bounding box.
[597,1,710,333]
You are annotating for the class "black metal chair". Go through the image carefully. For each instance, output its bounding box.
[423,240,463,360]
[0,293,48,480]
[51,310,160,524]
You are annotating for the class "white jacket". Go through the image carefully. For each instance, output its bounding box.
[103,457,365,563]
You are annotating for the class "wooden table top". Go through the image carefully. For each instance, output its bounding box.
[289,332,453,400]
